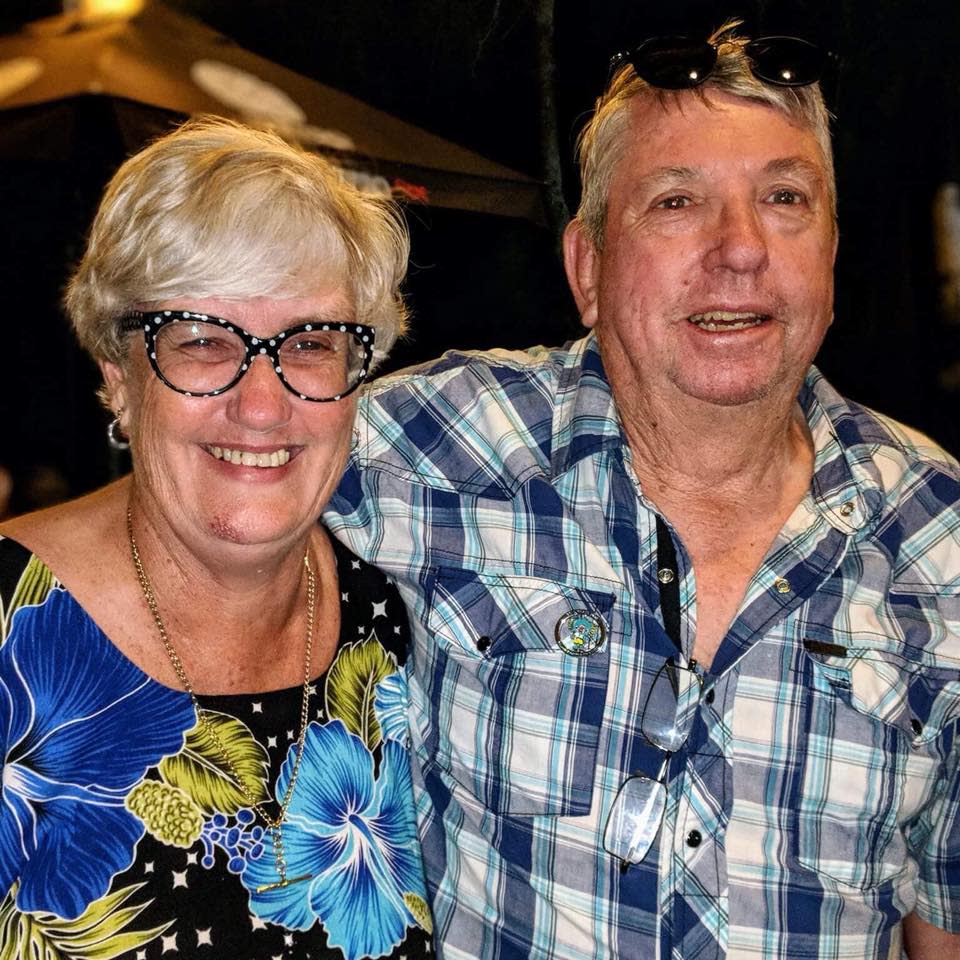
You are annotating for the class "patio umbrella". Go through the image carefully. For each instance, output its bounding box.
[0,0,543,220]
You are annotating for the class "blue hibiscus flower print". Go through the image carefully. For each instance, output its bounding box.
[0,589,196,918]
[242,719,426,960]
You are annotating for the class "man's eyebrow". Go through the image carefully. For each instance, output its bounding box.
[763,156,826,183]
[635,166,701,189]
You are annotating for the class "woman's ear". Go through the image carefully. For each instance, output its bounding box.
[99,359,129,427]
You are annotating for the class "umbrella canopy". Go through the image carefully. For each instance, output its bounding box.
[0,0,543,220]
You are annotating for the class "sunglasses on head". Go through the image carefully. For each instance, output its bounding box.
[611,35,836,90]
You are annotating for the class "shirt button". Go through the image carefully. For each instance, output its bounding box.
[910,718,923,736]
[774,577,791,594]
[476,636,492,652]
[704,688,715,705]
[685,830,702,848]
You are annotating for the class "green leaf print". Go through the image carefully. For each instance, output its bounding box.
[125,780,205,847]
[325,634,396,751]
[159,711,270,816]
[403,892,434,936]
[1,554,56,644]
[0,882,171,960]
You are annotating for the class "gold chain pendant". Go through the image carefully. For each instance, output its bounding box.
[127,507,317,891]
[256,873,314,893]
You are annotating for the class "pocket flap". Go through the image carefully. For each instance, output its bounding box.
[428,568,616,658]
[802,637,960,744]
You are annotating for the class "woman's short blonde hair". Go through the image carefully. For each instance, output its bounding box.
[575,20,836,248]
[66,117,410,367]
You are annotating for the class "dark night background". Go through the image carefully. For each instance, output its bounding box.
[1,0,958,511]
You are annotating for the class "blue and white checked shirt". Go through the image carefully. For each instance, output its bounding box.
[326,335,960,960]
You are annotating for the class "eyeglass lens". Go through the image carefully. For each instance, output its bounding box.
[154,319,367,399]
[603,771,668,865]
[745,36,827,87]
[641,660,702,752]
[633,37,717,89]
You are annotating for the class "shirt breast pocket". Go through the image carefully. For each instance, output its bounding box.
[794,634,960,889]
[423,567,616,817]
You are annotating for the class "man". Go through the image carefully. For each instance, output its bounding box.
[328,22,960,960]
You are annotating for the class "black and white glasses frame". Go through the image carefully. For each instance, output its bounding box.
[119,309,376,403]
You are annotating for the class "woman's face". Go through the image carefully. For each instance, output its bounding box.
[103,288,359,556]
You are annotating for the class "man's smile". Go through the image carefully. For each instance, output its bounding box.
[687,310,770,332]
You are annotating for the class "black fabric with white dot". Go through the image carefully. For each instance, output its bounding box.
[118,309,375,403]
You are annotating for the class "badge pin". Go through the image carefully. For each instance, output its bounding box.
[555,609,606,657]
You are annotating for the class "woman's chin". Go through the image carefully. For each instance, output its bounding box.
[202,507,312,548]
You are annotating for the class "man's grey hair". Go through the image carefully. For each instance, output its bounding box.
[574,19,836,248]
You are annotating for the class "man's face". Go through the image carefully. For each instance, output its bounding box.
[566,91,837,411]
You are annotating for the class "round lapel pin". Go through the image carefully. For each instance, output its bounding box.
[555,609,606,657]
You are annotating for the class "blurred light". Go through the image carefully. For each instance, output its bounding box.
[0,57,44,101]
[73,0,144,18]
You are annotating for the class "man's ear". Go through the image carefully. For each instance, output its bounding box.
[563,219,601,329]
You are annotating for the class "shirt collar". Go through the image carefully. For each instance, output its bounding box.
[799,368,886,538]
[550,334,625,476]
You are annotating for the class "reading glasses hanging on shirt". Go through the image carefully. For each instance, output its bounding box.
[603,659,703,866]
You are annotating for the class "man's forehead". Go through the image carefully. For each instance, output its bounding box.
[618,90,827,177]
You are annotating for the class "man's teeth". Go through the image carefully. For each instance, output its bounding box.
[208,446,291,467]
[688,311,767,332]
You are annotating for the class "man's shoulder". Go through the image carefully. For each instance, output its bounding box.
[368,342,574,401]
[810,371,960,487]
[833,395,960,485]
[352,340,589,495]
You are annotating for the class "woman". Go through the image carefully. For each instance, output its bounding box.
[0,118,432,960]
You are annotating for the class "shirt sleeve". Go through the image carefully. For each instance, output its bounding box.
[908,719,960,931]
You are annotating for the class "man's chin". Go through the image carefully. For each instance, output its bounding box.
[671,373,778,409]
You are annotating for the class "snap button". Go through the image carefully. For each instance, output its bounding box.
[685,830,702,848]
[774,577,791,594]
[476,636,492,653]
[657,568,675,585]
[839,501,855,517]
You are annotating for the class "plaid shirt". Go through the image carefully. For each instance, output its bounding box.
[326,335,960,960]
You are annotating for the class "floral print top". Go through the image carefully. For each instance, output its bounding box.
[0,533,433,960]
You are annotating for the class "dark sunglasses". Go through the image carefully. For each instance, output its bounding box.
[611,35,837,90]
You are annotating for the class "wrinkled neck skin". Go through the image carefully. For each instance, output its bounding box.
[611,365,815,518]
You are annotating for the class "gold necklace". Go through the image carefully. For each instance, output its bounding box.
[126,507,315,893]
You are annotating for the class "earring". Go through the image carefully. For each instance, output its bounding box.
[107,414,130,451]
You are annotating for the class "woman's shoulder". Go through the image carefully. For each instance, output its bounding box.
[0,479,128,581]
[0,534,53,603]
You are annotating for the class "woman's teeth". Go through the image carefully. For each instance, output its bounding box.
[207,446,291,467]
[688,311,767,332]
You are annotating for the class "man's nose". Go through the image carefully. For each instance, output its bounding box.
[226,354,293,430]
[703,199,769,274]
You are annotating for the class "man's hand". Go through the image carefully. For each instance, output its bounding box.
[904,912,960,959]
